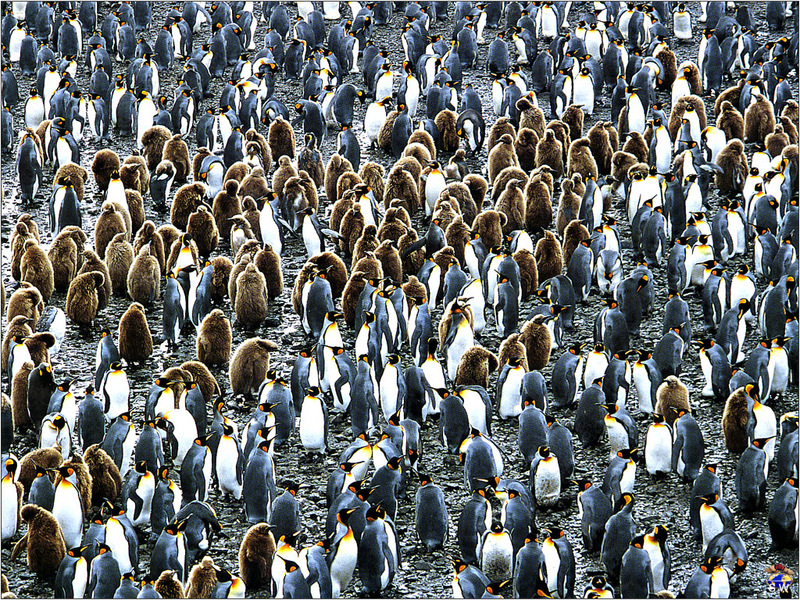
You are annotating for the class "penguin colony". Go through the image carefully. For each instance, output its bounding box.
[0,0,798,598]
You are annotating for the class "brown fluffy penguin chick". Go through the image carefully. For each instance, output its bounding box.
[454,346,499,389]
[229,338,279,398]
[384,166,420,214]
[336,171,364,204]
[105,233,135,296]
[239,522,276,590]
[91,149,121,194]
[495,179,526,234]
[186,205,219,259]
[186,556,218,599]
[622,132,649,164]
[547,120,572,164]
[536,129,565,179]
[193,147,212,181]
[722,384,752,453]
[513,248,539,299]
[488,134,519,185]
[744,92,777,143]
[401,275,427,305]
[432,200,459,234]
[611,151,639,186]
[525,175,553,231]
[534,230,563,282]
[18,447,62,491]
[498,333,529,370]
[562,104,585,141]
[83,444,121,506]
[714,80,744,117]
[463,174,489,213]
[352,252,384,282]
[491,166,529,203]
[24,332,55,367]
[324,154,354,203]
[197,309,232,366]
[235,263,269,328]
[766,126,790,158]
[556,180,582,237]
[377,208,409,245]
[442,185,475,228]
[403,142,433,171]
[398,228,425,277]
[587,121,613,175]
[254,244,283,300]
[224,161,251,185]
[655,47,677,89]
[155,570,185,599]
[519,314,553,370]
[239,167,270,203]
[10,222,36,283]
[716,101,744,142]
[359,162,386,202]
[65,272,104,326]
[78,250,111,310]
[353,224,380,265]
[228,254,254,307]
[668,96,707,140]
[445,215,471,266]
[213,180,243,241]
[339,203,366,257]
[2,315,33,374]
[487,117,516,152]
[6,282,44,325]
[127,244,160,305]
[94,201,127,261]
[654,375,691,427]
[125,190,145,237]
[604,122,620,153]
[715,139,748,197]
[272,155,298,202]
[517,96,546,137]
[19,240,54,303]
[374,239,403,282]
[246,128,272,171]
[306,252,348,299]
[141,125,172,170]
[156,223,182,262]
[133,221,166,274]
[782,117,799,145]
[268,116,296,160]
[341,271,369,328]
[377,106,401,152]
[242,196,261,239]
[229,215,256,257]
[118,302,153,364]
[472,210,507,249]
[10,505,66,576]
[435,109,459,152]
[170,182,207,231]
[408,129,437,159]
[209,256,233,304]
[55,162,89,202]
[120,154,149,196]
[161,134,190,183]
[48,227,86,292]
[562,220,591,268]
[567,138,599,182]
[11,362,34,431]
[180,360,222,403]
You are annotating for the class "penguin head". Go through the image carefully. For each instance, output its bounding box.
[537,445,551,458]
[571,479,592,491]
[52,414,67,429]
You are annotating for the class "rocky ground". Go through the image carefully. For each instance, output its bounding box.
[1,1,798,598]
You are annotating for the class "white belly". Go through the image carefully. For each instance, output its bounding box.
[1,480,18,542]
[217,438,242,498]
[499,370,524,420]
[53,484,83,548]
